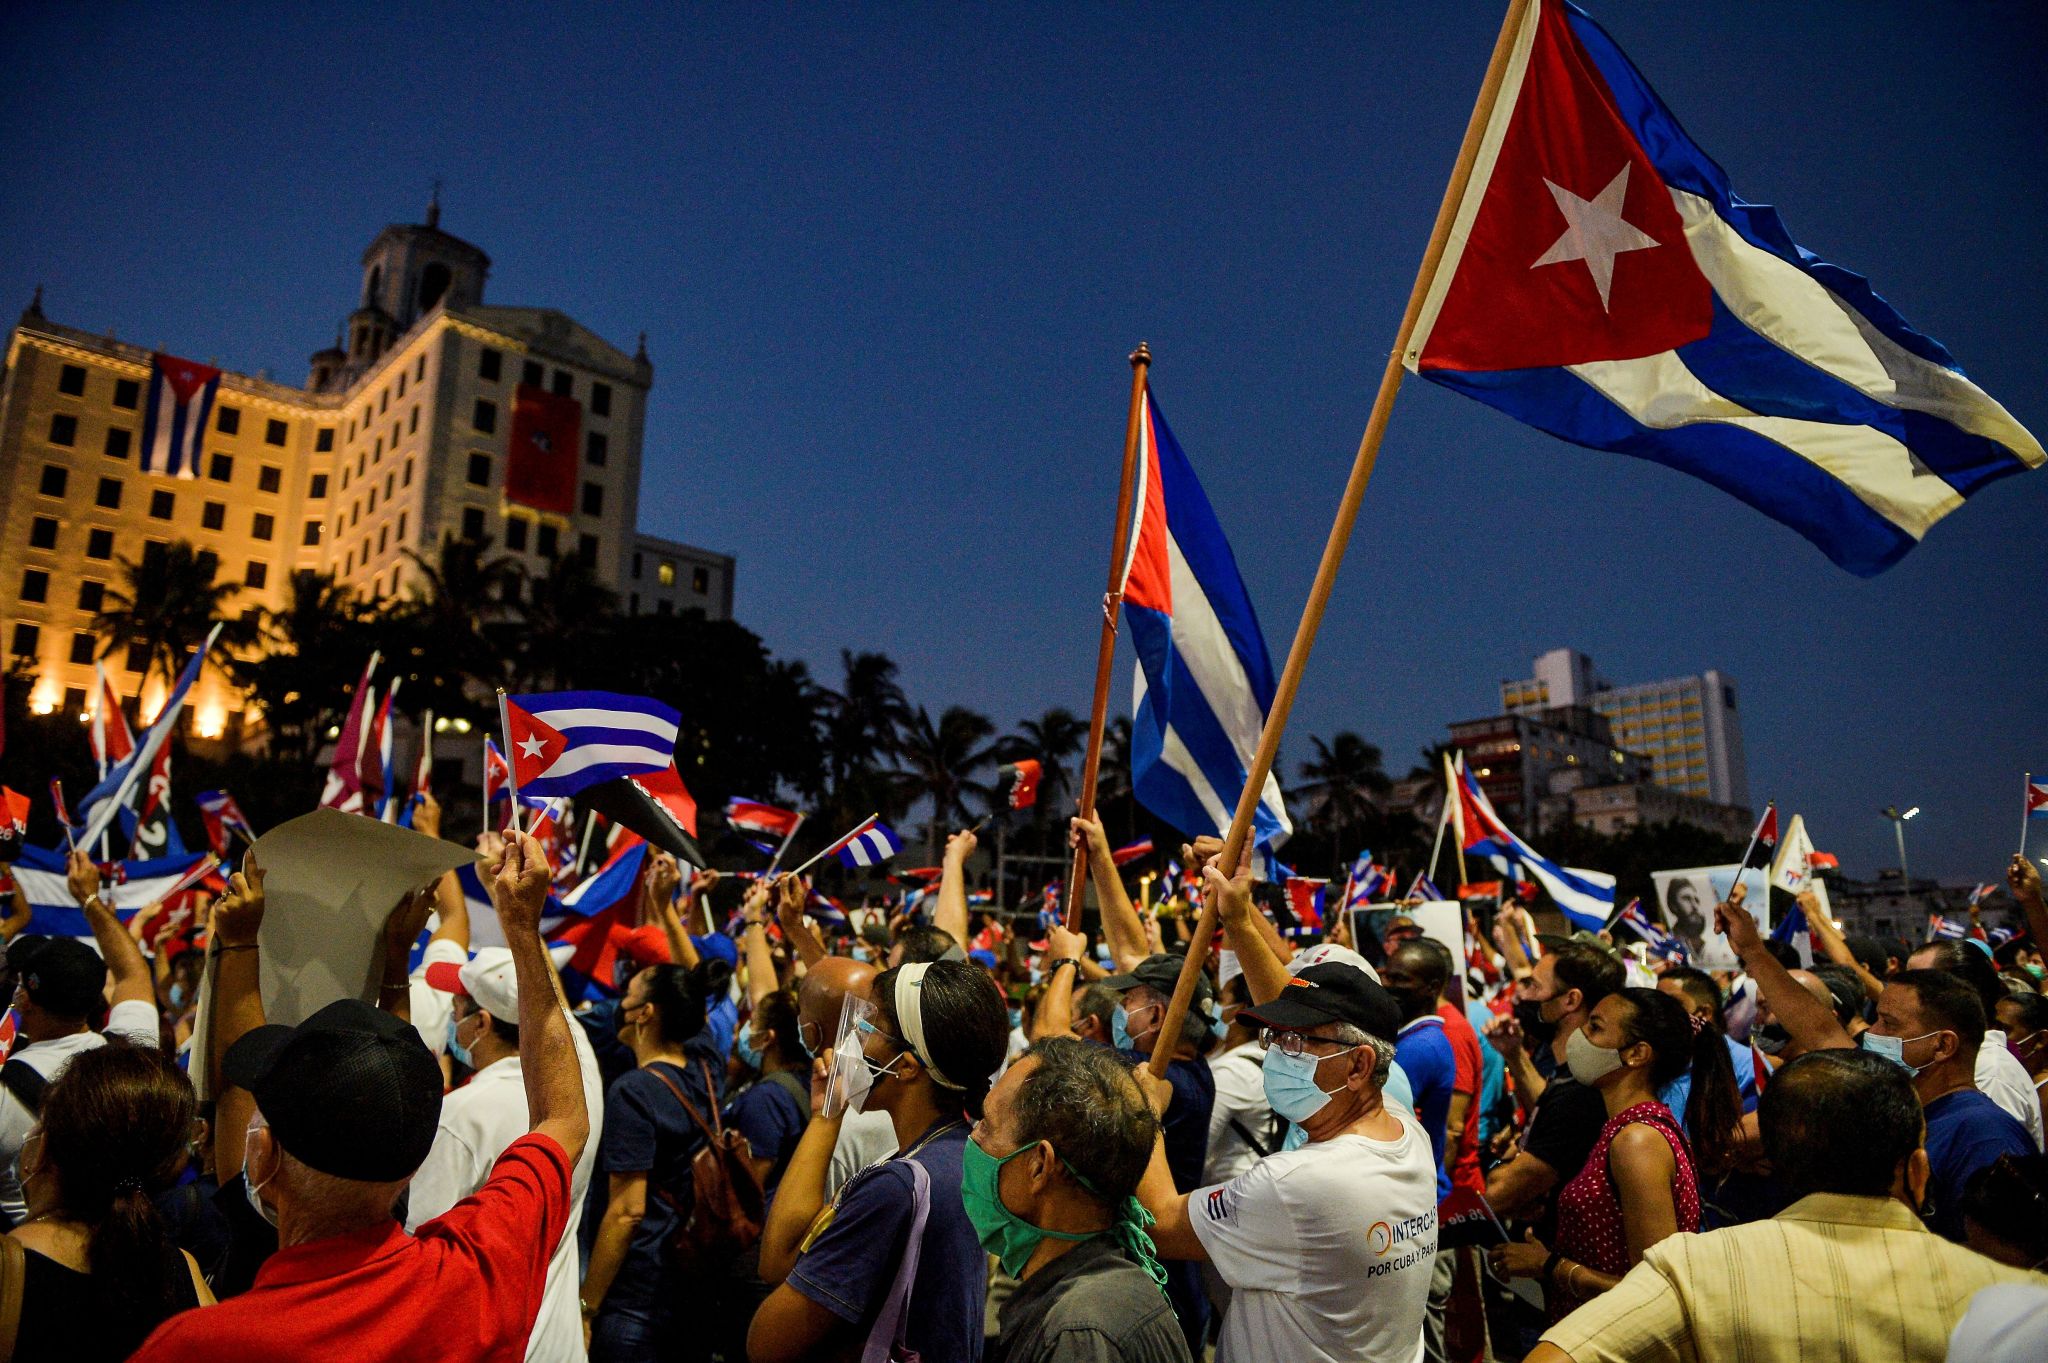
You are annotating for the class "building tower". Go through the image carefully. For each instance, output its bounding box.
[313,189,491,391]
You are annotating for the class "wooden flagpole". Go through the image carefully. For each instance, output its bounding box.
[1064,343,1152,931]
[1149,0,1532,1078]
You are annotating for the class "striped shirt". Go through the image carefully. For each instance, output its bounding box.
[1541,1193,2046,1363]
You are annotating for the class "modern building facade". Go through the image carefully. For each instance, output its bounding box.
[1502,647,1748,808]
[1,201,733,735]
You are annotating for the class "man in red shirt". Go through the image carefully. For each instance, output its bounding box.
[134,831,588,1363]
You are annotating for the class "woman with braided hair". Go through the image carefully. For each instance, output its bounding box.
[3,1044,209,1360]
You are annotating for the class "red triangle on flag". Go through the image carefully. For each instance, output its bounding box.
[504,700,569,784]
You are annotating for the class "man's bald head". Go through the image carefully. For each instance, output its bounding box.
[796,955,875,1056]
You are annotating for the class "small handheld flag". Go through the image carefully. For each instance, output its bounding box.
[785,814,893,878]
[834,820,902,870]
[1738,804,1779,872]
[1001,760,1042,812]
[2024,773,2047,857]
[195,789,255,856]
[49,779,75,850]
[504,691,680,798]
[726,799,803,840]
[1110,837,1155,867]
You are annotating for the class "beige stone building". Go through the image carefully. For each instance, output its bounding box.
[0,203,733,739]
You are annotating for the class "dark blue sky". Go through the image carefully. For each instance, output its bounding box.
[4,3,2042,882]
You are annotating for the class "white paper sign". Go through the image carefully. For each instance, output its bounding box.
[1649,864,1769,970]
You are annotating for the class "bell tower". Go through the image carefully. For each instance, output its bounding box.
[333,187,492,377]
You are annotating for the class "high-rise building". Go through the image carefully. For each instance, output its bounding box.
[1502,647,1748,807]
[0,201,733,736]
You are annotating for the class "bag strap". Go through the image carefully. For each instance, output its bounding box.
[180,1248,216,1308]
[1227,1115,1276,1160]
[644,1062,719,1144]
[764,1067,813,1119]
[861,1158,930,1363]
[697,1060,725,1138]
[0,1062,47,1118]
[0,1234,26,1363]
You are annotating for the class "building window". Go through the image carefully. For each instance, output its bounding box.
[9,624,39,658]
[578,533,598,566]
[98,474,127,509]
[29,516,58,550]
[537,524,558,559]
[113,377,140,410]
[377,526,388,554]
[201,501,226,531]
[396,511,407,540]
[403,459,413,487]
[216,405,240,434]
[522,359,543,388]
[258,464,282,494]
[58,363,86,396]
[461,507,486,541]
[368,488,378,514]
[342,549,352,574]
[416,354,426,382]
[86,528,113,560]
[374,438,382,462]
[692,567,710,594]
[69,632,97,665]
[587,431,607,466]
[124,641,148,673]
[77,580,103,612]
[397,371,406,399]
[350,504,360,528]
[391,421,399,447]
[149,490,174,520]
[48,413,77,446]
[339,466,349,492]
[581,482,603,516]
[552,369,573,397]
[246,561,268,589]
[209,452,233,482]
[657,560,676,587]
[38,464,66,497]
[479,347,502,381]
[379,389,389,415]
[265,418,287,446]
[467,453,490,487]
[358,452,367,477]
[251,512,275,541]
[20,569,48,604]
[346,419,355,442]
[473,399,496,433]
[505,517,528,552]
[302,520,322,546]
[309,473,328,499]
[316,426,335,452]
[409,405,419,434]
[103,427,131,459]
[631,551,642,580]
[590,381,612,417]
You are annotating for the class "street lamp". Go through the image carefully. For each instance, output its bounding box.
[1881,804,1919,892]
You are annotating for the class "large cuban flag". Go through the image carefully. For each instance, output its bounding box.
[1406,1,2041,576]
[1121,390,1291,849]
[138,353,223,479]
[75,624,220,848]
[1449,752,1614,931]
[9,845,218,938]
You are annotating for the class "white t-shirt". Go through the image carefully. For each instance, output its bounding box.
[1204,1041,1276,1186]
[1190,1110,1438,1363]
[0,999,159,1222]
[826,1107,899,1200]
[1977,1032,2046,1152]
[405,1010,606,1363]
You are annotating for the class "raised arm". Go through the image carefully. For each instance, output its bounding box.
[2010,855,2048,959]
[773,874,828,967]
[1073,815,1147,970]
[1032,921,1087,1039]
[209,855,268,1181]
[68,849,153,1008]
[739,880,778,1012]
[1719,884,1851,1053]
[497,830,590,1163]
[1801,890,1883,1003]
[755,1055,840,1285]
[1204,860,1293,1007]
[648,854,700,969]
[935,829,975,948]
[374,885,436,1025]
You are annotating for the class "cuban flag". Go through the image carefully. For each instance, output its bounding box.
[832,818,902,870]
[195,789,255,855]
[75,624,219,847]
[1404,2,2041,576]
[1618,898,1689,962]
[807,887,851,929]
[1407,872,1446,902]
[8,846,219,938]
[1929,914,1967,942]
[88,667,135,770]
[2027,778,2048,821]
[1110,837,1155,867]
[371,686,400,821]
[726,798,802,841]
[138,353,223,479]
[321,654,380,813]
[1283,877,1329,931]
[1449,752,1614,931]
[1121,389,1292,848]
[504,691,680,798]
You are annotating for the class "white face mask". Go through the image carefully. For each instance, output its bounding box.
[243,1120,280,1228]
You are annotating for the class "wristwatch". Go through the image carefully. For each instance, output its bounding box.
[1045,957,1083,977]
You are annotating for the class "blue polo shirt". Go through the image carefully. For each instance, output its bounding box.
[1924,1088,2034,1241]
[1395,1014,1458,1199]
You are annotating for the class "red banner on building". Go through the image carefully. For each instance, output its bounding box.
[505,384,580,515]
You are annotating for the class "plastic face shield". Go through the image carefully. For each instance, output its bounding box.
[820,991,884,1120]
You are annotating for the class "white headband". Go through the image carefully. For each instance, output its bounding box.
[894,963,962,1090]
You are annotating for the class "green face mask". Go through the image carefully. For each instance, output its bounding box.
[960,1138,1096,1279]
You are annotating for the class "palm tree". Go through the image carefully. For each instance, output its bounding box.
[231,569,376,763]
[94,541,250,698]
[515,554,618,688]
[820,651,913,815]
[397,534,523,695]
[892,705,1000,860]
[1291,732,1392,861]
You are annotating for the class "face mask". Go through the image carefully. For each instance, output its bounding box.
[1007,1007,1024,1031]
[960,1139,1096,1278]
[1565,1026,1625,1085]
[1281,1121,1308,1152]
[736,1026,765,1072]
[2026,964,2045,981]
[1754,1021,1792,1056]
[168,982,187,1009]
[1261,1045,1357,1124]
[614,1003,639,1041]
[1514,996,1559,1047]
[833,1029,902,1114]
[242,1123,280,1229]
[1861,1029,1944,1076]
[851,947,872,964]
[446,1012,476,1070]
[1114,1003,1159,1054]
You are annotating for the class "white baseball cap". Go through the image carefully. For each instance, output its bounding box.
[1286,942,1383,984]
[424,946,520,1021]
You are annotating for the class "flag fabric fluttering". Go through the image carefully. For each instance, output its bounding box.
[1120,388,1293,849]
[725,798,803,841]
[125,746,185,859]
[1404,0,2042,576]
[8,845,218,937]
[1000,760,1042,812]
[371,685,400,822]
[505,691,680,798]
[138,353,223,479]
[1967,882,1999,908]
[1617,898,1689,963]
[1739,804,1780,871]
[0,787,28,860]
[88,667,135,770]
[577,763,705,867]
[195,789,255,856]
[49,779,74,835]
[75,625,220,848]
[1407,872,1446,902]
[1928,915,1967,942]
[1284,877,1329,932]
[321,655,380,813]
[1768,813,1815,895]
[833,819,902,870]
[1449,752,1615,931]
[1111,837,1155,867]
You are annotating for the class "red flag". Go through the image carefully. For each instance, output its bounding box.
[502,699,570,786]
[504,384,581,515]
[1002,760,1042,811]
[1110,837,1155,867]
[321,656,379,812]
[49,779,74,831]
[89,670,135,768]
[629,764,699,838]
[1740,804,1780,870]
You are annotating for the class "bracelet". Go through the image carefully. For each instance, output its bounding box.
[1541,1250,1562,1287]
[215,943,259,954]
[1046,957,1082,976]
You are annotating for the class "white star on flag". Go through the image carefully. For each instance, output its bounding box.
[1531,164,1660,311]
[518,735,548,760]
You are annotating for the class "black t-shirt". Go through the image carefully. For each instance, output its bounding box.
[991,1236,1190,1363]
[16,1244,203,1363]
[1518,1071,1607,1240]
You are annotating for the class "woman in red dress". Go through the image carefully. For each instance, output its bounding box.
[1492,986,1733,1316]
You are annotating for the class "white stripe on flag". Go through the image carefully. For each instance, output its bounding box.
[526,707,680,741]
[536,742,673,781]
[1566,350,1962,537]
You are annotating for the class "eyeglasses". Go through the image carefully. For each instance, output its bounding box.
[1257,1027,1358,1058]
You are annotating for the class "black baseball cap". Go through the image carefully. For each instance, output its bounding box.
[7,936,107,1018]
[1102,952,1216,1021]
[1240,963,1403,1042]
[224,998,443,1182]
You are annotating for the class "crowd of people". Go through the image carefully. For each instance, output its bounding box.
[0,792,2045,1362]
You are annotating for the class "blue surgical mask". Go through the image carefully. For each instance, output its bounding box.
[446,1012,476,1070]
[1007,1007,1024,1031]
[168,982,187,1009]
[1260,1045,1358,1124]
[1861,1029,1943,1076]
[737,1026,765,1072]
[1282,1121,1308,1152]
